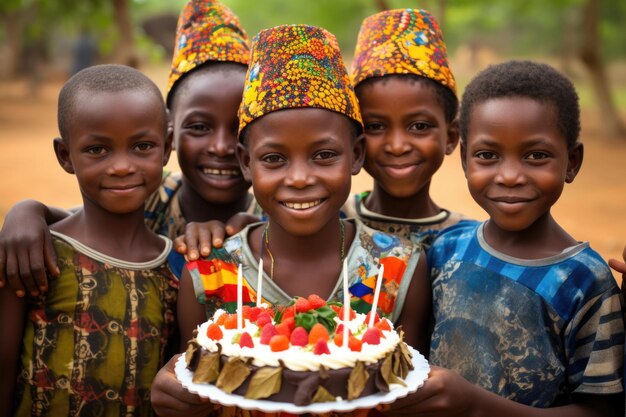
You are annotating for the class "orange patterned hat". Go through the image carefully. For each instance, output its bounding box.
[351,8,456,94]
[167,0,250,105]
[238,25,362,135]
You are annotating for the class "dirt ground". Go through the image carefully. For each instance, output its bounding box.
[1,64,625,284]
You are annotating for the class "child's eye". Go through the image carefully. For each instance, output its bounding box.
[187,122,211,133]
[134,142,155,152]
[526,151,550,160]
[475,151,497,160]
[313,150,337,160]
[261,153,284,164]
[409,122,431,131]
[85,146,106,155]
[364,122,385,132]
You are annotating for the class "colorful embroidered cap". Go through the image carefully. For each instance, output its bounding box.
[351,8,456,94]
[238,24,362,136]
[167,0,250,105]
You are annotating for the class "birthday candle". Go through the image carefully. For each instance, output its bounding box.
[237,264,243,330]
[342,258,349,348]
[369,264,384,327]
[256,258,263,306]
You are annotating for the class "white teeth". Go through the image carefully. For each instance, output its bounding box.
[284,200,322,210]
[203,168,239,176]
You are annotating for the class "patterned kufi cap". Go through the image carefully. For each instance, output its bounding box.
[238,24,362,136]
[351,9,456,94]
[167,0,250,105]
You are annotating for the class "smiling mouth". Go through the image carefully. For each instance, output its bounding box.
[202,168,240,177]
[282,200,323,210]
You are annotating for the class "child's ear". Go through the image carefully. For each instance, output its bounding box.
[565,142,584,183]
[236,143,253,182]
[166,109,175,151]
[53,137,74,174]
[351,134,366,175]
[163,128,173,167]
[460,139,468,177]
[445,118,460,155]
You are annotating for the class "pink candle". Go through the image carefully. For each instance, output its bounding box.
[342,258,349,348]
[369,264,384,327]
[237,264,243,330]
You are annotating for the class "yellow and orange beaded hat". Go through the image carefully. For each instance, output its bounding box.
[351,8,456,94]
[167,0,250,106]
[238,24,362,136]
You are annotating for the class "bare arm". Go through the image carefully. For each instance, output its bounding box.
[0,199,70,296]
[395,249,432,356]
[150,267,214,416]
[177,267,208,350]
[384,365,620,417]
[0,285,26,415]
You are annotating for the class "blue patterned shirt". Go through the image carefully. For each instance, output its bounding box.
[428,221,624,407]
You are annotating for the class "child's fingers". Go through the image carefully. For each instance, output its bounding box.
[608,259,626,276]
[43,229,59,282]
[225,213,260,237]
[174,235,188,255]
[184,223,202,260]
[206,222,226,252]
[18,250,40,296]
[5,250,26,297]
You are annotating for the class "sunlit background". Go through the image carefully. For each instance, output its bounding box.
[1,0,625,280]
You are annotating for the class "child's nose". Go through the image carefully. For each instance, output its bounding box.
[207,128,236,157]
[384,129,411,156]
[108,153,136,176]
[495,160,526,186]
[284,161,314,188]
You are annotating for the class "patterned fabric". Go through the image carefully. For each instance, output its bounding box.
[351,8,456,93]
[238,24,362,135]
[428,221,625,407]
[342,190,465,251]
[167,0,250,105]
[143,171,263,240]
[187,219,421,323]
[14,232,179,417]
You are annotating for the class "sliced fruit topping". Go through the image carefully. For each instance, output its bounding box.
[313,339,330,355]
[206,323,223,341]
[307,294,326,309]
[290,326,309,347]
[239,331,254,348]
[361,327,382,345]
[269,334,290,352]
[260,324,278,345]
[308,323,330,345]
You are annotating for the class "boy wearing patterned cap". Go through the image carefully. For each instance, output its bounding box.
[151,24,432,417]
[344,8,464,251]
[0,0,261,293]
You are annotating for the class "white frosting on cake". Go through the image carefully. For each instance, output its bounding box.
[195,309,401,371]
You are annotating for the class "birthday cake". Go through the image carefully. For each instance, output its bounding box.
[184,295,414,406]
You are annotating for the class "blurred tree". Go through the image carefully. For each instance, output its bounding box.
[579,0,625,137]
[111,0,138,67]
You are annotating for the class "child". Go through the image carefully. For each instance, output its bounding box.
[151,24,431,417]
[0,65,178,416]
[388,61,625,416]
[344,8,464,249]
[0,0,259,296]
[173,8,464,259]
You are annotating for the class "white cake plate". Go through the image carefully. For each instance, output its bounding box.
[175,347,430,414]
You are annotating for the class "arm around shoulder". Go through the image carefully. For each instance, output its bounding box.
[0,286,26,415]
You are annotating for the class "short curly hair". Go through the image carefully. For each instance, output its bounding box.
[356,74,458,124]
[58,64,166,141]
[459,60,580,149]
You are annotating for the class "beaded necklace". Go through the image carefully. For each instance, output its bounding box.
[260,220,346,281]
